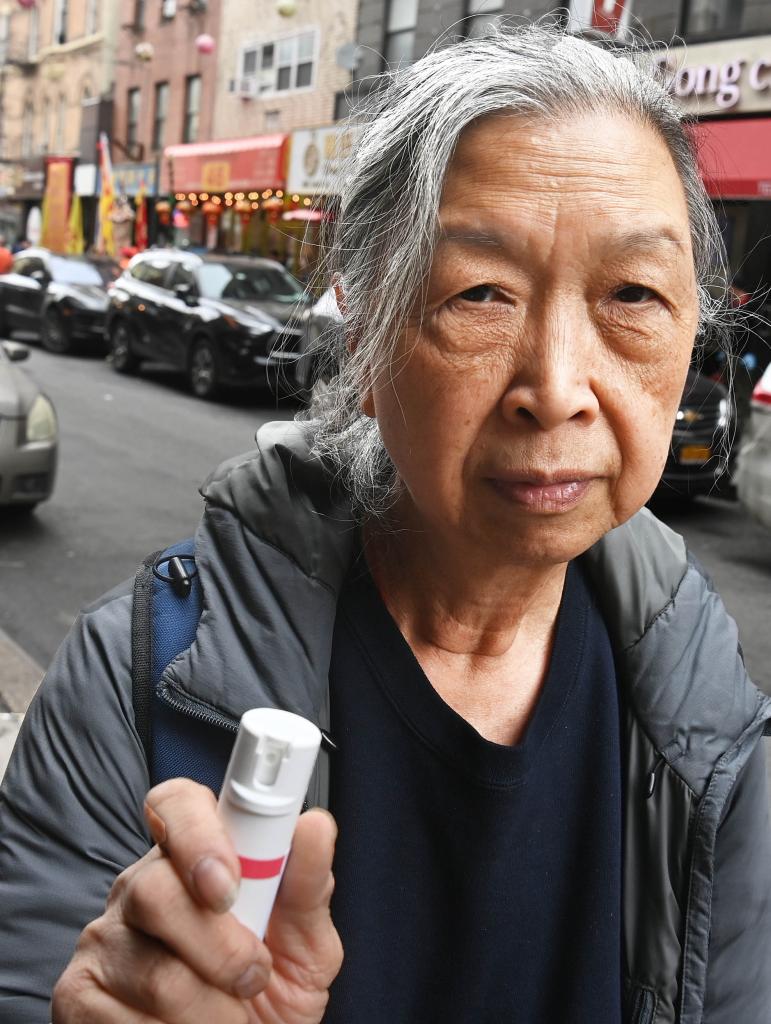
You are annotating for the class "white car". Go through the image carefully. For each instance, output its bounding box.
[735,362,771,530]
[0,340,58,512]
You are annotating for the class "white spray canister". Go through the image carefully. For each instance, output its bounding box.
[218,707,322,940]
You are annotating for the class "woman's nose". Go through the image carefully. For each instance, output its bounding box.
[499,311,600,432]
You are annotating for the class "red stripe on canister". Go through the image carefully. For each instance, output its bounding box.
[239,854,285,880]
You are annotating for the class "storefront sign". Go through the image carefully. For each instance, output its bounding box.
[657,35,771,115]
[201,161,230,192]
[42,157,74,254]
[112,162,159,197]
[74,163,97,197]
[161,135,287,193]
[287,125,360,196]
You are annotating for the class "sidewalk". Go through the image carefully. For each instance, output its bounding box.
[0,626,43,782]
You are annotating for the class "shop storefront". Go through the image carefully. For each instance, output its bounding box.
[160,135,290,256]
[285,124,359,278]
[0,158,46,247]
[100,162,160,251]
[658,36,771,303]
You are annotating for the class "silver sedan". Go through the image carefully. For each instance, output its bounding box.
[0,341,58,511]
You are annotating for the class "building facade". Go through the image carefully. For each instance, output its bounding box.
[0,0,120,243]
[211,0,357,139]
[110,0,220,242]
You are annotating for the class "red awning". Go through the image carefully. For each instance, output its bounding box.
[161,134,288,194]
[691,118,771,199]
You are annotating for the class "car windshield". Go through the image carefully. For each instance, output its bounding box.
[196,262,304,303]
[49,256,113,287]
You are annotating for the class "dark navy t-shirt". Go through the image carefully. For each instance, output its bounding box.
[324,558,623,1023]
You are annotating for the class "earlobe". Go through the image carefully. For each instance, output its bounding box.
[361,389,376,418]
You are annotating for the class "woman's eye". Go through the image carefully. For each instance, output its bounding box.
[456,284,498,303]
[615,284,657,304]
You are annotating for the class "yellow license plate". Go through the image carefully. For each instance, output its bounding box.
[679,444,711,465]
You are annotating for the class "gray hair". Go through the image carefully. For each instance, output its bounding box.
[304,24,730,520]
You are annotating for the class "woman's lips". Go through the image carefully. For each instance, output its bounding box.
[489,476,594,513]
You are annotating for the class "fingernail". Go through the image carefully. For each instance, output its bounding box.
[192,856,238,912]
[233,961,269,999]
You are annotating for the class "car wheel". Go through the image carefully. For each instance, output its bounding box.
[41,309,72,355]
[110,320,138,374]
[189,337,220,400]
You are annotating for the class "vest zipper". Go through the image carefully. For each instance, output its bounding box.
[645,738,687,799]
[646,755,664,799]
[157,684,338,752]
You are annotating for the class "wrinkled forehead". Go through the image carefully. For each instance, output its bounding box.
[433,110,695,262]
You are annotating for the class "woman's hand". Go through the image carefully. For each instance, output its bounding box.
[52,779,343,1023]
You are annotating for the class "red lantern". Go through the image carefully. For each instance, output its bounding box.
[201,199,222,227]
[17,0,37,9]
[234,199,253,228]
[175,199,193,215]
[155,199,172,226]
[195,34,216,55]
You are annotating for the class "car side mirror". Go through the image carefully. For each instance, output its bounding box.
[30,269,47,285]
[1,340,30,362]
[174,282,198,306]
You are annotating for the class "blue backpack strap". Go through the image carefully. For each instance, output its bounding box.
[132,539,236,794]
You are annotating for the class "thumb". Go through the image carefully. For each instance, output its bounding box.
[263,809,342,987]
[270,809,338,933]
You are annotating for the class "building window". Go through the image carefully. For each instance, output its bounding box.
[161,0,177,20]
[0,12,8,66]
[53,0,68,45]
[127,88,141,150]
[384,0,418,67]
[133,0,146,31]
[41,97,51,153]
[237,30,317,95]
[465,0,504,38]
[21,99,34,158]
[55,93,66,152]
[152,81,169,151]
[85,0,98,35]
[615,0,676,42]
[684,0,771,38]
[27,4,39,57]
[183,74,201,143]
[265,109,280,130]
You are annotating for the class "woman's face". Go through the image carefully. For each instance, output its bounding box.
[363,112,700,567]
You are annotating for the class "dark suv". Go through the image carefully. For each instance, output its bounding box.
[657,368,733,498]
[0,248,118,354]
[105,250,311,399]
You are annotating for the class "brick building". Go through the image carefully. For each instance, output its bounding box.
[111,0,220,224]
[211,0,357,139]
[0,0,119,243]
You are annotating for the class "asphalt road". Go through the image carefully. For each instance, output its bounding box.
[0,347,294,673]
[1,346,770,703]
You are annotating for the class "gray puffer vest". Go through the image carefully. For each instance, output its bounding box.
[1,420,769,1024]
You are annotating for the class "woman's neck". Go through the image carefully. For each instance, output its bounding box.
[363,517,569,661]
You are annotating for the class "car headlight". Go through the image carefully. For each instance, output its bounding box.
[26,394,57,443]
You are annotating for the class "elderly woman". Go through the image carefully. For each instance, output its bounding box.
[1,25,770,1024]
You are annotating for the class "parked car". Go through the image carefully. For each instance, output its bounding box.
[735,362,771,530]
[296,286,341,392]
[0,340,58,512]
[105,250,312,399]
[656,368,733,499]
[0,248,119,355]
